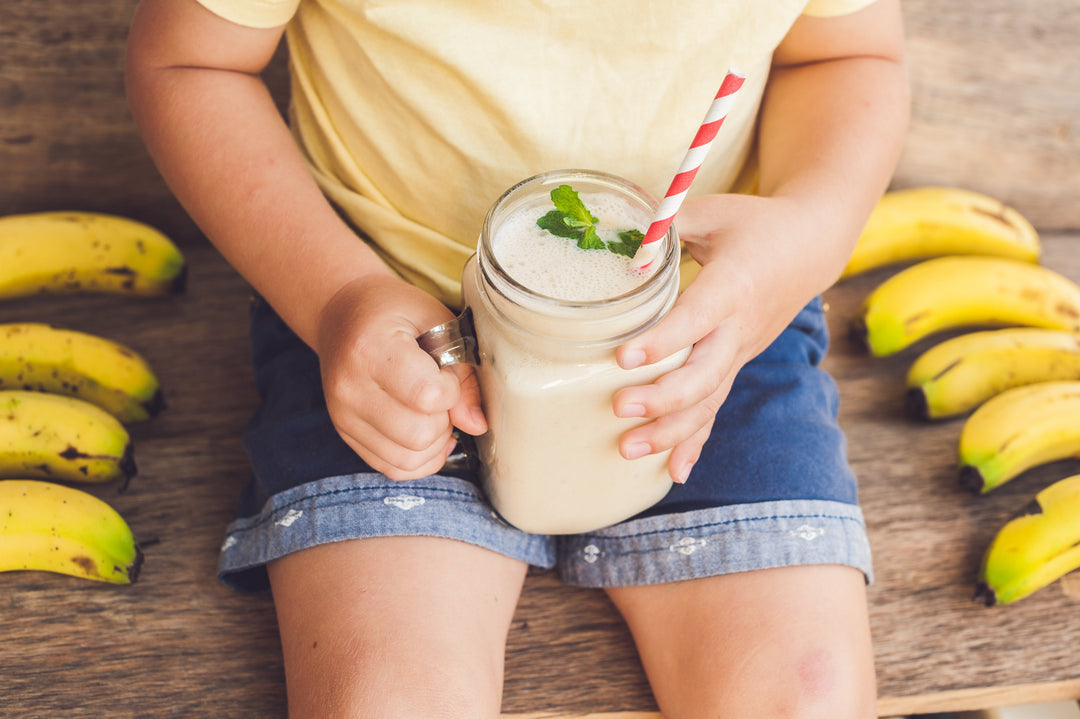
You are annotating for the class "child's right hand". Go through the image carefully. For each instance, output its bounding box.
[314,274,488,480]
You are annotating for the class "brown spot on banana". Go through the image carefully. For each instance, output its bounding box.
[58,446,98,461]
[1055,303,1080,320]
[930,358,963,381]
[903,311,931,328]
[971,204,1011,229]
[70,556,99,577]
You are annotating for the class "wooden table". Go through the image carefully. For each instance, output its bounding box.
[7,227,1080,719]
[3,0,1080,716]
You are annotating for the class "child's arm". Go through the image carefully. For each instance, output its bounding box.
[126,0,486,480]
[614,0,910,483]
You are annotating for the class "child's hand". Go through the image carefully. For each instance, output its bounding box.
[315,274,488,481]
[613,193,820,484]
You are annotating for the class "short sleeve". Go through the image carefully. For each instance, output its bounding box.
[193,0,301,28]
[802,0,879,18]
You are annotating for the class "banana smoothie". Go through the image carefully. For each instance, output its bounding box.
[461,171,688,535]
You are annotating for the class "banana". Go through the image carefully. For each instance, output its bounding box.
[907,329,1080,420]
[0,211,186,299]
[0,323,163,423]
[840,186,1040,279]
[974,473,1080,606]
[958,380,1080,494]
[850,256,1080,357]
[0,390,135,485]
[0,479,142,584]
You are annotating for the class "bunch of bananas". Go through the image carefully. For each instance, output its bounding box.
[842,186,1080,605]
[0,211,185,585]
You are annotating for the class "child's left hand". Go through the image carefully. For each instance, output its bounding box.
[613,191,834,484]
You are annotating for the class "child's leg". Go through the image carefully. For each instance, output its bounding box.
[268,535,528,719]
[606,564,875,719]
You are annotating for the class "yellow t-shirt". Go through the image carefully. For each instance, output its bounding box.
[195,0,878,308]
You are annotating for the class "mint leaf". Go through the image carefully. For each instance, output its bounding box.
[537,209,582,240]
[606,229,644,258]
[578,226,606,251]
[550,185,597,227]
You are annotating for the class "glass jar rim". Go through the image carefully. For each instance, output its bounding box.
[477,169,680,313]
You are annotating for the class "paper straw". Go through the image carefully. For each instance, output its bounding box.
[633,69,747,270]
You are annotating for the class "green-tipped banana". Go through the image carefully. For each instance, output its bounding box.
[0,211,186,299]
[841,186,1041,279]
[958,381,1080,494]
[0,479,142,583]
[0,323,163,423]
[907,329,1080,420]
[0,391,135,485]
[975,473,1080,606]
[851,256,1080,357]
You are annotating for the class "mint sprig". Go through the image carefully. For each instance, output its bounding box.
[607,229,644,258]
[536,184,644,257]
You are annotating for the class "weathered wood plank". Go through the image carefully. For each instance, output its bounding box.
[826,233,1080,714]
[0,0,289,240]
[895,0,1080,230]
[4,234,1080,718]
[1,0,1078,231]
[0,247,285,718]
[2,0,1080,716]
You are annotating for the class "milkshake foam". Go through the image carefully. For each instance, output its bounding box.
[490,191,657,302]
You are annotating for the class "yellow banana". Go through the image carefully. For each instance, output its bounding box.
[851,256,1080,357]
[958,380,1080,494]
[0,211,186,299]
[0,390,135,485]
[840,186,1040,279]
[0,479,142,584]
[0,323,163,423]
[907,329,1080,420]
[974,473,1080,606]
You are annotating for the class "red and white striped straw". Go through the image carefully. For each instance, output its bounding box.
[633,69,747,270]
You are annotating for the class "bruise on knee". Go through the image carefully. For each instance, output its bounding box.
[795,647,836,700]
[787,644,875,719]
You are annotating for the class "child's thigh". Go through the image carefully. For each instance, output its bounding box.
[606,564,876,719]
[268,535,529,719]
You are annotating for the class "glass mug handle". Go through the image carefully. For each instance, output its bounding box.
[416,307,482,478]
[416,307,479,368]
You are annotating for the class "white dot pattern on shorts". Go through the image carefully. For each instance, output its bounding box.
[669,536,707,555]
[383,495,426,511]
[789,524,826,541]
[275,508,303,527]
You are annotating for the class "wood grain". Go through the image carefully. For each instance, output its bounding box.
[1,0,1079,716]
[0,0,290,244]
[1,0,1078,234]
[831,234,1080,716]
[895,0,1080,231]
[5,230,1080,718]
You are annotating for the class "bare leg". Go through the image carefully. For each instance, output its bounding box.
[268,536,529,719]
[606,564,876,719]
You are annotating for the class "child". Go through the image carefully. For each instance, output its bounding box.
[126,0,909,715]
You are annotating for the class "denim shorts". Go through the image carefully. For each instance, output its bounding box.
[218,295,872,592]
